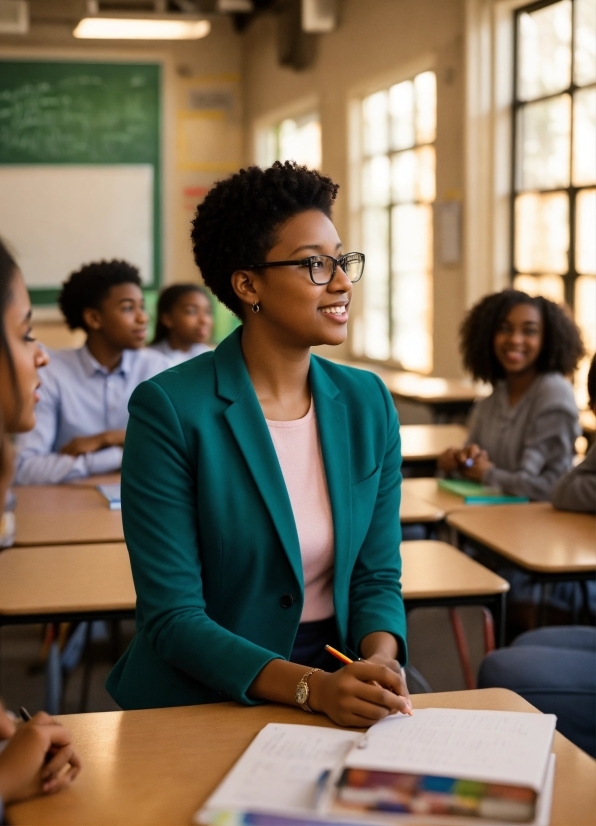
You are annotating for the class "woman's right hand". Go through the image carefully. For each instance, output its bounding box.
[309,661,413,727]
[0,712,81,805]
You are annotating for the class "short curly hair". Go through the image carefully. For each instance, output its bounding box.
[460,289,585,384]
[59,260,142,331]
[190,161,339,317]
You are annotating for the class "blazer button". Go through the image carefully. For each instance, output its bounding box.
[280,593,294,609]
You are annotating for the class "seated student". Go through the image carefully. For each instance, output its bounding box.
[478,626,596,757]
[14,260,170,485]
[438,290,584,501]
[150,283,214,365]
[552,355,596,513]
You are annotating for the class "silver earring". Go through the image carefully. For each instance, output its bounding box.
[252,302,261,314]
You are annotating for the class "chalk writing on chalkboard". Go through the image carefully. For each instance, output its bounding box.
[0,61,159,164]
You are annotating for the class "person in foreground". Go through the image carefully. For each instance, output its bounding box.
[438,289,584,500]
[150,283,214,364]
[0,239,81,812]
[107,162,410,727]
[13,259,170,484]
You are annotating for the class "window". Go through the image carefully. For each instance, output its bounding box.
[354,71,436,373]
[258,111,322,170]
[513,0,596,399]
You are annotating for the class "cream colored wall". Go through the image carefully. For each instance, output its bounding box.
[0,13,241,292]
[241,0,466,376]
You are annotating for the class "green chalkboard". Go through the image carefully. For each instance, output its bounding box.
[0,60,161,300]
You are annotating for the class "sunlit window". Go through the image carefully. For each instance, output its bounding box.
[513,0,596,404]
[356,71,436,372]
[259,112,321,170]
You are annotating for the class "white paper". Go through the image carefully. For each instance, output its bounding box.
[345,709,556,792]
[199,724,360,820]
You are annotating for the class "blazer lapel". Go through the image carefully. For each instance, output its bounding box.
[309,357,352,617]
[215,330,303,590]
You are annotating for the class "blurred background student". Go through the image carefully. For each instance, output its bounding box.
[150,283,214,365]
[438,290,585,501]
[14,260,170,485]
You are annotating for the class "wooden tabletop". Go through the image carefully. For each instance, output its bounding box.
[448,502,596,574]
[399,490,444,523]
[68,473,121,488]
[400,423,468,461]
[0,543,135,619]
[8,688,595,826]
[402,476,470,514]
[14,485,123,546]
[400,540,509,600]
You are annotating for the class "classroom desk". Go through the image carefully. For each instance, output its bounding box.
[13,484,123,546]
[402,476,470,515]
[68,472,121,488]
[7,688,595,826]
[400,423,468,462]
[0,543,135,625]
[447,502,596,577]
[401,540,509,646]
[399,490,444,524]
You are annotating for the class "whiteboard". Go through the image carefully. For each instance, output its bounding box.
[0,165,154,288]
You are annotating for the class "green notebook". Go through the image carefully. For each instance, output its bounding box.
[438,479,529,505]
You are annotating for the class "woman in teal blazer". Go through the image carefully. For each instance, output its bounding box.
[107,162,410,727]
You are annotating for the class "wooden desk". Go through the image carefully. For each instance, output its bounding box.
[13,485,123,546]
[401,424,468,462]
[402,476,469,515]
[399,490,444,524]
[8,689,595,826]
[68,473,121,488]
[0,543,135,625]
[448,502,596,577]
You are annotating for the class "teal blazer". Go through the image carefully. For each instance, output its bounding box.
[107,327,407,710]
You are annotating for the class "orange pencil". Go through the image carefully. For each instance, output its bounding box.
[324,644,353,665]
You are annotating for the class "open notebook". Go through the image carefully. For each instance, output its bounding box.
[194,710,556,826]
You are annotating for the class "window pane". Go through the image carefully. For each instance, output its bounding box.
[517,0,572,101]
[391,146,435,203]
[573,87,596,186]
[392,271,433,372]
[392,204,433,273]
[363,91,389,156]
[278,116,321,169]
[414,71,437,144]
[513,274,565,303]
[515,192,569,273]
[575,0,596,86]
[517,94,571,190]
[362,207,390,360]
[576,188,596,275]
[575,275,596,353]
[389,81,414,150]
[362,155,390,206]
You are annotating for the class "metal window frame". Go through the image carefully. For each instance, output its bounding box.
[511,0,596,309]
[360,76,436,368]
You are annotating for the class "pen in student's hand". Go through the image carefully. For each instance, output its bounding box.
[19,707,31,722]
[463,457,474,468]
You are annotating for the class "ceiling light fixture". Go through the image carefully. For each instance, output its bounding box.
[73,16,211,40]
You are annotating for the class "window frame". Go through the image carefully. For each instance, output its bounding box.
[510,0,596,309]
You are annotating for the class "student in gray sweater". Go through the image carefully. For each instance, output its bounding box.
[552,355,596,513]
[438,290,585,501]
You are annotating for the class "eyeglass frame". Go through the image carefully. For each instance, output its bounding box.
[243,252,365,285]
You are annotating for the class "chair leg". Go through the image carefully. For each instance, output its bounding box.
[481,607,496,653]
[449,608,475,690]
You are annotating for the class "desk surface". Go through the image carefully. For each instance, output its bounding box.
[0,543,134,618]
[8,689,595,826]
[400,424,468,461]
[401,540,509,599]
[400,490,444,523]
[448,502,596,574]
[14,485,123,546]
[402,476,470,514]
[68,473,121,487]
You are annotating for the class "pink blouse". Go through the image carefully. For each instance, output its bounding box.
[266,402,335,621]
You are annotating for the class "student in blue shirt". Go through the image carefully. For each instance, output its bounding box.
[14,260,170,484]
[150,283,214,365]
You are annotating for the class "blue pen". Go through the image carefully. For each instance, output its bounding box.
[463,457,474,468]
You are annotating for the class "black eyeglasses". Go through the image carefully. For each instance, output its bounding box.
[245,252,365,285]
